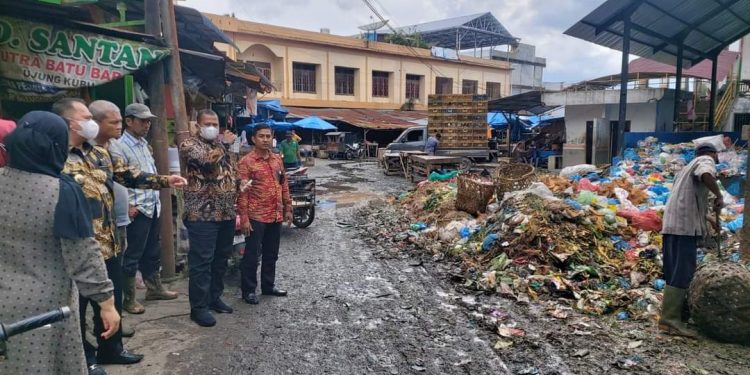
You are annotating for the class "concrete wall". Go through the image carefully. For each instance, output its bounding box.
[547,89,675,167]
[492,43,545,94]
[229,34,510,110]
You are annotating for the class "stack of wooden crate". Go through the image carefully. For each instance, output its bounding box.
[427,94,488,149]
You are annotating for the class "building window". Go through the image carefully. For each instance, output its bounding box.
[335,67,356,96]
[293,63,317,93]
[250,61,271,80]
[462,80,478,94]
[486,82,502,99]
[405,74,421,100]
[436,77,453,94]
[372,71,390,97]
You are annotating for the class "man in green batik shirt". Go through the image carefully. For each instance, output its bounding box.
[279,130,302,169]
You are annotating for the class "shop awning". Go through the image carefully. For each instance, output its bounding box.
[286,107,425,130]
[487,91,554,115]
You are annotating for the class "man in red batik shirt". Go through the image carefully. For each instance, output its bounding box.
[237,123,292,305]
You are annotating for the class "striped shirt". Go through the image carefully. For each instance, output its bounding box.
[111,131,160,218]
[662,155,716,237]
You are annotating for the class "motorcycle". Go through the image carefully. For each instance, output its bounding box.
[345,143,365,160]
[1,307,71,362]
[286,165,316,228]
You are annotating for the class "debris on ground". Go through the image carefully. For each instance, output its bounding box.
[383,138,750,322]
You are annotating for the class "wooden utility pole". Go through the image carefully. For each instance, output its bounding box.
[161,0,191,147]
[145,0,176,278]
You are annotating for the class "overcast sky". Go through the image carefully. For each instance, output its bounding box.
[180,0,621,84]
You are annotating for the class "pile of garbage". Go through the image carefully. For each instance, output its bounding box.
[392,136,748,320]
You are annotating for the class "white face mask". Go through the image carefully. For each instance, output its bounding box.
[200,125,219,141]
[74,119,99,140]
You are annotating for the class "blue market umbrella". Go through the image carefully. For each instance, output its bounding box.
[293,116,337,131]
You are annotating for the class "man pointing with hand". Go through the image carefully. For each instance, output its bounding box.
[237,123,292,305]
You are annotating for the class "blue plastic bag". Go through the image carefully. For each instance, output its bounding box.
[652,279,666,291]
[482,234,499,252]
[623,148,639,161]
[410,223,428,231]
[564,198,583,211]
[725,216,743,233]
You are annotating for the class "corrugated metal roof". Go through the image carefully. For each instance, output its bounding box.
[565,0,750,67]
[285,107,426,130]
[379,12,517,49]
[629,49,740,81]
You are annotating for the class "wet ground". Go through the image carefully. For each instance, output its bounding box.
[107,160,510,375]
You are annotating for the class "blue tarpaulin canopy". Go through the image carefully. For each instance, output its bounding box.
[257,99,289,114]
[243,120,295,133]
[292,116,337,131]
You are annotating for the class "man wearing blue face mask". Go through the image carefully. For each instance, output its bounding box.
[179,109,238,327]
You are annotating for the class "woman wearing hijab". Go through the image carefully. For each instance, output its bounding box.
[0,111,119,375]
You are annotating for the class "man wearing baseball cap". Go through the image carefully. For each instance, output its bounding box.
[659,143,721,338]
[112,103,179,314]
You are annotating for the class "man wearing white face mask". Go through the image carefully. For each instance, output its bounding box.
[179,109,238,327]
[53,98,184,374]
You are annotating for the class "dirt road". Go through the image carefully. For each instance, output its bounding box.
[107,160,510,375]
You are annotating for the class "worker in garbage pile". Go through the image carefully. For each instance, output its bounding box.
[424,133,441,155]
[660,143,722,338]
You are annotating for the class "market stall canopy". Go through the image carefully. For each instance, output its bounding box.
[287,107,425,130]
[564,0,750,68]
[227,62,274,93]
[377,12,518,49]
[241,120,295,133]
[180,49,226,98]
[259,99,289,114]
[293,116,337,131]
[174,5,239,53]
[487,91,554,115]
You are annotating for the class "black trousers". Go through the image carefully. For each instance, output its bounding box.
[185,220,234,312]
[241,221,282,295]
[80,253,123,364]
[662,234,698,289]
[123,208,161,278]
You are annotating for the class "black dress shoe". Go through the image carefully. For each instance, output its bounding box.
[262,288,288,297]
[88,364,107,375]
[243,293,259,305]
[210,299,234,314]
[190,309,216,327]
[96,349,144,365]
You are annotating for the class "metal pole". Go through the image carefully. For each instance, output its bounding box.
[617,19,630,157]
[709,53,719,131]
[145,0,176,278]
[673,45,684,131]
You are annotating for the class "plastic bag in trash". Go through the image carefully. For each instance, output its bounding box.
[560,164,598,178]
[428,170,458,181]
[692,134,726,152]
[564,198,583,211]
[725,216,743,233]
[618,209,663,232]
[482,233,499,252]
[577,191,596,206]
[632,210,662,232]
[577,178,598,192]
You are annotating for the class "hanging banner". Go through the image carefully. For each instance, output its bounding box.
[0,16,170,102]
